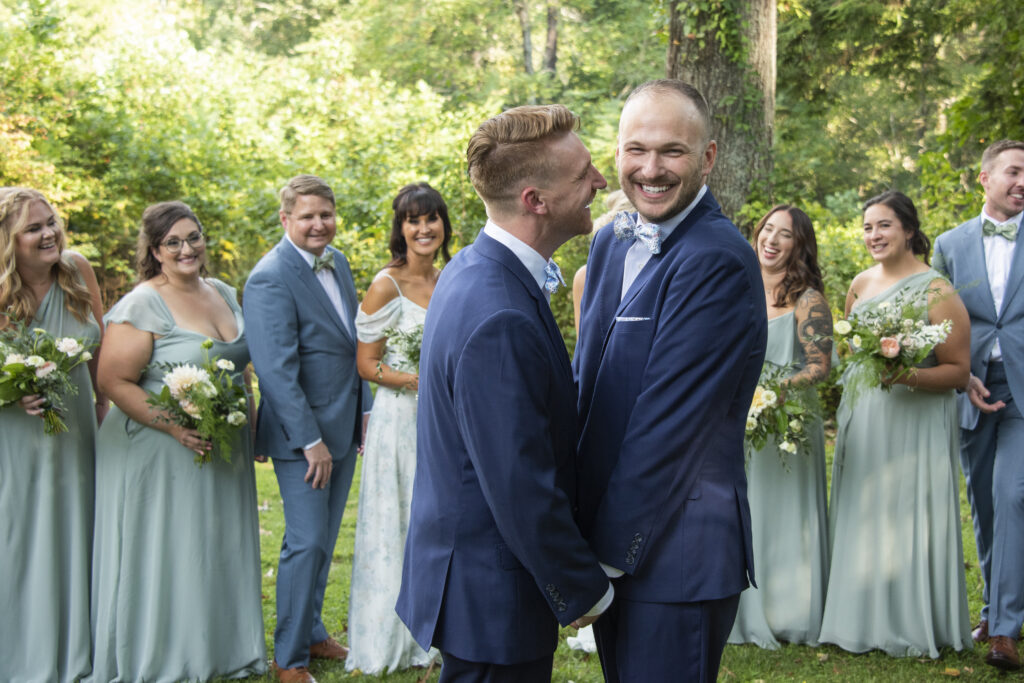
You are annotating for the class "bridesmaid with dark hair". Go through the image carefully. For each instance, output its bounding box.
[0,187,106,683]
[729,204,832,649]
[90,201,266,682]
[346,183,450,675]
[819,190,972,657]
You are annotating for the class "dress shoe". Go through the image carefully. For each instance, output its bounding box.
[272,660,317,683]
[309,636,348,661]
[985,635,1021,671]
[973,619,989,643]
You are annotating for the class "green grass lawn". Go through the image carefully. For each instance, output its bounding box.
[242,447,1013,682]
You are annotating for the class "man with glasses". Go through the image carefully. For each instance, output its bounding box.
[244,175,370,683]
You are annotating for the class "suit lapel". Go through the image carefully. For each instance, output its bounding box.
[958,219,999,318]
[1000,223,1024,317]
[475,232,570,373]
[279,241,355,345]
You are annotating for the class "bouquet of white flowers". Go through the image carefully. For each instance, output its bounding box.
[834,286,952,399]
[0,321,95,435]
[378,323,424,375]
[745,362,814,466]
[146,338,248,465]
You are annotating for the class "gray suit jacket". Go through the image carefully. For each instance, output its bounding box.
[243,238,367,460]
[934,216,1024,429]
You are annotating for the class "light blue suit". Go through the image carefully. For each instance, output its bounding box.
[244,238,368,668]
[934,214,1024,637]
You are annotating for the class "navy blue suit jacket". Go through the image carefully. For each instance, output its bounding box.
[574,190,766,603]
[396,230,608,665]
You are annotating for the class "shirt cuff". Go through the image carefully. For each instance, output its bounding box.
[303,437,323,451]
[601,562,625,578]
[584,582,615,617]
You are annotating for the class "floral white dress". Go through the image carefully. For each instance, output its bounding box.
[347,273,435,674]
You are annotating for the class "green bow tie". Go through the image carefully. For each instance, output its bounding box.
[312,252,335,274]
[983,219,1018,241]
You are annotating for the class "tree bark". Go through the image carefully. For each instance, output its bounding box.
[667,0,776,227]
[512,0,535,75]
[542,4,557,75]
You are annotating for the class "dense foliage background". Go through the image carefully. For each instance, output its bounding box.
[2,0,1023,346]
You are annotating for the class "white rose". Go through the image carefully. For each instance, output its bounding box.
[216,359,235,372]
[227,411,247,426]
[789,419,803,433]
[833,320,852,335]
[80,351,93,362]
[851,335,862,349]
[779,441,797,454]
[4,353,26,366]
[761,390,777,406]
[35,361,57,378]
[25,355,45,367]
[745,416,757,431]
[56,337,84,355]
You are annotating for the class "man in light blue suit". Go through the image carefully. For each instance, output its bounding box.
[397,104,612,683]
[934,140,1024,671]
[244,175,369,683]
[575,80,766,683]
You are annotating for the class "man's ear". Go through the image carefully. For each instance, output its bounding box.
[279,210,289,230]
[521,186,548,215]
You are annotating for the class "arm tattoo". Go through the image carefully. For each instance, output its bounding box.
[789,289,832,386]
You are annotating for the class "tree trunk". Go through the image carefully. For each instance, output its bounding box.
[512,0,534,75]
[667,0,775,227]
[542,4,557,75]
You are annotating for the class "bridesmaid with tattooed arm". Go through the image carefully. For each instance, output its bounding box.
[729,205,833,648]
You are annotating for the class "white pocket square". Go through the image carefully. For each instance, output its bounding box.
[615,316,651,322]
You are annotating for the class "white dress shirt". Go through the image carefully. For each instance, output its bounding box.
[981,209,1022,361]
[483,220,614,616]
[621,185,708,300]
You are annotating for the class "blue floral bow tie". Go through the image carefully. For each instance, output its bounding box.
[983,219,1018,241]
[543,260,565,294]
[613,211,662,254]
[312,252,335,274]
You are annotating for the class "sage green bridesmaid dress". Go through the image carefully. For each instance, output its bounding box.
[818,270,970,657]
[728,309,829,649]
[0,283,98,683]
[89,281,266,682]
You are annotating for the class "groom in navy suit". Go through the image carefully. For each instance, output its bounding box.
[397,104,612,682]
[575,80,767,682]
[934,140,1024,670]
[244,175,368,683]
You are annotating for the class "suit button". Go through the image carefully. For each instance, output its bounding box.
[997,323,1003,329]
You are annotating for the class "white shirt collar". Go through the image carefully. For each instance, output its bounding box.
[285,233,322,267]
[981,209,1023,230]
[637,184,708,239]
[483,220,550,294]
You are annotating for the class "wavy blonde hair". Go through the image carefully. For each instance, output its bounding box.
[0,187,92,323]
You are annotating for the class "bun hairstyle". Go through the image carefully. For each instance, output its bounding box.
[863,190,930,264]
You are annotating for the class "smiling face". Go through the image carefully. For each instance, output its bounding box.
[15,199,63,271]
[540,132,608,239]
[981,148,1024,222]
[756,209,795,272]
[616,90,716,224]
[862,203,911,262]
[401,212,445,259]
[153,218,205,277]
[281,193,337,256]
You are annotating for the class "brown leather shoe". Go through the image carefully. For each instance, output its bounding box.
[986,635,1021,671]
[309,636,348,661]
[272,660,317,683]
[973,619,989,643]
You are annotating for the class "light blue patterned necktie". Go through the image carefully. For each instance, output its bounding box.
[613,211,662,254]
[312,252,335,273]
[983,219,1018,241]
[543,260,565,294]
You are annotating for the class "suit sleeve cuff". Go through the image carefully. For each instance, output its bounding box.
[584,582,615,617]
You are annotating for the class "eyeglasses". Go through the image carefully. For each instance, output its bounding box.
[160,231,205,254]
